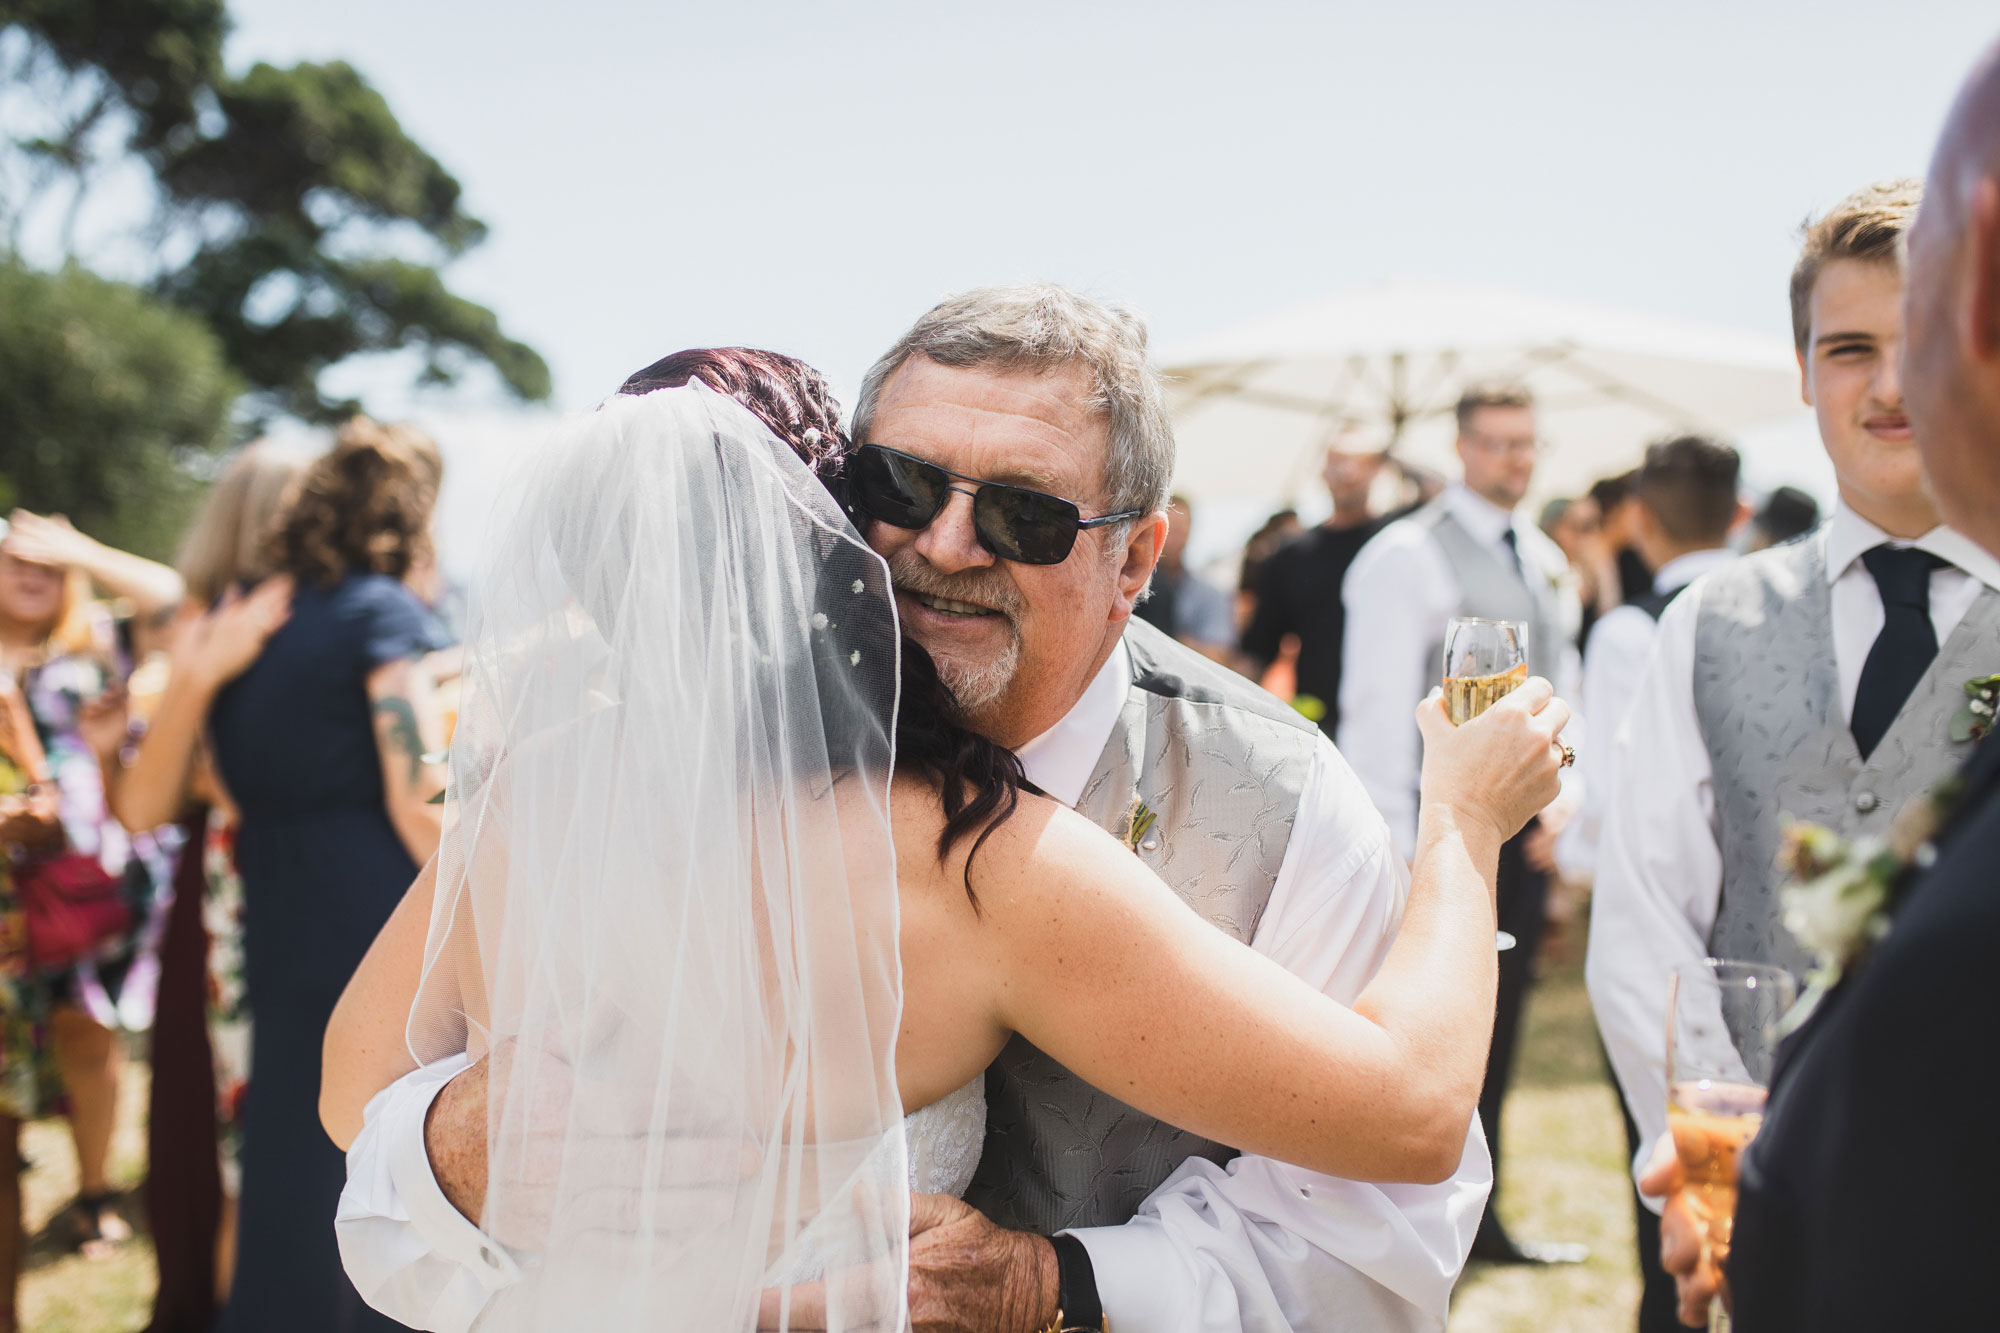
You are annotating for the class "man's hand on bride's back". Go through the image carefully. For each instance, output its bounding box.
[1415,675,1570,844]
[906,1194,1058,1333]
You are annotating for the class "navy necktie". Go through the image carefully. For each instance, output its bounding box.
[1500,527,1524,579]
[1850,544,1949,760]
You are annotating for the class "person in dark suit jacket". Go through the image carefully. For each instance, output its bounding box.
[1648,35,2000,1329]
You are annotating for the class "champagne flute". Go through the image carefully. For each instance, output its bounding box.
[1443,617,1529,948]
[1442,617,1528,725]
[1665,959,1798,1332]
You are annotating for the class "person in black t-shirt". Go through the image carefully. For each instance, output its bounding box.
[1240,427,1418,737]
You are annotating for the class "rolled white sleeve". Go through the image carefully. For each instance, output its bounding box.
[1068,738,1489,1332]
[336,1053,523,1332]
[1338,524,1458,861]
[1583,585,1720,1197]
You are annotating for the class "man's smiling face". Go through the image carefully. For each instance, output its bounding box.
[861,355,1161,748]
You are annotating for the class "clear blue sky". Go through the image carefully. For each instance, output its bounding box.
[218,0,1997,415]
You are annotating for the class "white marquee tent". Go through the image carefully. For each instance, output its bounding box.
[1160,278,1812,508]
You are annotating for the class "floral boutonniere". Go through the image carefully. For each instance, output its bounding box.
[1123,797,1159,854]
[1776,777,1963,1033]
[1949,672,2000,744]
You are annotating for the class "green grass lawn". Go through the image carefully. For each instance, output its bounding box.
[23,919,1645,1331]
[20,1062,152,1333]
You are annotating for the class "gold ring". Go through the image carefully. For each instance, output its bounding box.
[1558,742,1576,769]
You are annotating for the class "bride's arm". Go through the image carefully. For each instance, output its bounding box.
[322,858,438,1149]
[968,678,1566,1185]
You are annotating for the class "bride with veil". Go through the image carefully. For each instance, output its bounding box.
[322,358,1571,1331]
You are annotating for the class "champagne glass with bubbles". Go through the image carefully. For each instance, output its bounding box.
[1442,617,1528,725]
[1443,617,1529,948]
[1666,959,1798,1332]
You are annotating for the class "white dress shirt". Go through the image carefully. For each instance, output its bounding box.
[1585,502,2000,1196]
[1337,484,1583,860]
[338,635,1486,1332]
[1555,548,1736,883]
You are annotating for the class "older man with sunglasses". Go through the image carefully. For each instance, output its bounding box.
[334,285,1489,1333]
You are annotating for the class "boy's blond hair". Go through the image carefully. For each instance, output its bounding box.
[1789,179,1923,354]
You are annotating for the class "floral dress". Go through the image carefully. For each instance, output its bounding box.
[23,651,180,1029]
[0,751,63,1121]
[203,809,251,1192]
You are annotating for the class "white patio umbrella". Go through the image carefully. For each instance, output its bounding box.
[1160,278,1809,508]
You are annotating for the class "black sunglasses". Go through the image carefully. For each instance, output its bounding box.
[846,444,1142,566]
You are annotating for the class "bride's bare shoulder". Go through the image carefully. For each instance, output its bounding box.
[888,772,1148,921]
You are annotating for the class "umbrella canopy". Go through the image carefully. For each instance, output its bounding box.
[1160,278,1809,506]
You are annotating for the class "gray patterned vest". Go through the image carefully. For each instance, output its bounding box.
[1694,530,2000,977]
[961,618,1320,1232]
[1416,500,1564,683]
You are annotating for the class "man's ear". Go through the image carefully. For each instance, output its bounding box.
[1968,176,2000,361]
[1110,510,1169,620]
[1797,345,1813,408]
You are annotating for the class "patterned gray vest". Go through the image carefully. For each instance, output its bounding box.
[961,618,1320,1232]
[1694,531,2000,977]
[1415,501,1563,683]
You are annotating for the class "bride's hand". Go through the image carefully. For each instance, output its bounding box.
[1416,675,1570,845]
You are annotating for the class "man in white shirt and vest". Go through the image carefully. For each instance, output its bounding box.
[1338,384,1585,1266]
[1724,47,2000,1326]
[332,285,1493,1332]
[1586,178,2000,1327]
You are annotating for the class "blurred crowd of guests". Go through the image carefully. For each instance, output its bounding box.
[0,420,453,1332]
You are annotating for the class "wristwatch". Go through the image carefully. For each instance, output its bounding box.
[1044,1233,1106,1333]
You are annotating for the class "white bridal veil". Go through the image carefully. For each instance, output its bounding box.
[406,384,908,1330]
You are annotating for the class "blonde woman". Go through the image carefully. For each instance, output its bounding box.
[0,512,182,1260]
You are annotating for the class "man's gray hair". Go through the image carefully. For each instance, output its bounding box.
[852,283,1176,518]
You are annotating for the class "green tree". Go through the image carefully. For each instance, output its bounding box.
[1,0,550,422]
[0,257,239,558]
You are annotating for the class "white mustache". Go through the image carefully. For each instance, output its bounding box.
[887,555,1022,620]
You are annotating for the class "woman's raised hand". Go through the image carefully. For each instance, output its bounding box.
[1415,676,1570,845]
[186,576,294,689]
[2,509,94,569]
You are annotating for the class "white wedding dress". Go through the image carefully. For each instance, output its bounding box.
[765,1078,985,1288]
[904,1077,988,1200]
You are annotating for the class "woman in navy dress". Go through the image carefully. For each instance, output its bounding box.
[209,419,451,1333]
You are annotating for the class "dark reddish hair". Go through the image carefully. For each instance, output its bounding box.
[619,347,1025,905]
[619,348,851,476]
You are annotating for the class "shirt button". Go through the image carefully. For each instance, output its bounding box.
[1854,791,1879,813]
[479,1246,497,1267]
